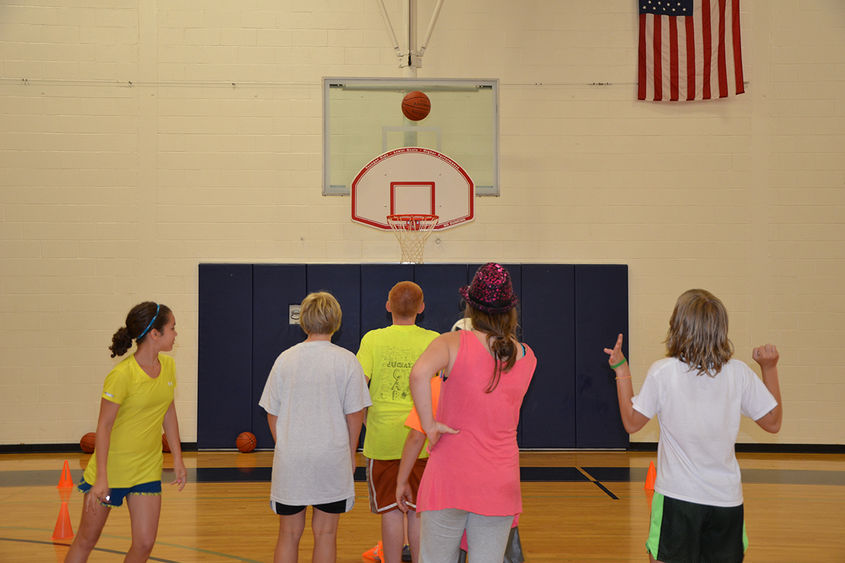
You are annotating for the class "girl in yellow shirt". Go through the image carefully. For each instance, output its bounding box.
[65,301,187,562]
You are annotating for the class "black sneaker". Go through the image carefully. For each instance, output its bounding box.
[401,544,412,562]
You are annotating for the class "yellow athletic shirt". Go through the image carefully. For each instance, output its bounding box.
[83,354,176,488]
[357,324,438,459]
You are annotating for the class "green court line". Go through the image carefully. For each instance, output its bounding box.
[0,537,180,562]
[0,527,263,562]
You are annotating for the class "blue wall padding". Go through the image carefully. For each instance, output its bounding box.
[251,265,307,448]
[574,265,630,448]
[520,264,577,448]
[198,263,628,450]
[360,264,415,333]
[197,264,254,449]
[413,263,468,333]
[306,264,362,353]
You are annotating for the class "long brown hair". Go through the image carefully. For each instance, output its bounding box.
[466,305,519,392]
[665,289,733,376]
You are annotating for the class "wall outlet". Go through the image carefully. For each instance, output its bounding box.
[289,304,301,325]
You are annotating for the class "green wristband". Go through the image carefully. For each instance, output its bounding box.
[610,358,627,369]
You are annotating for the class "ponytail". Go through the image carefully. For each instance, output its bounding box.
[109,326,133,357]
[466,305,519,392]
[487,332,517,393]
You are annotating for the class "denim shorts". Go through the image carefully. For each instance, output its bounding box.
[78,480,161,507]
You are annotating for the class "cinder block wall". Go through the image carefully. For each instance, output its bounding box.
[1,1,842,445]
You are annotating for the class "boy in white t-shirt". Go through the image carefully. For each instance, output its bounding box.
[259,291,371,563]
[604,289,782,563]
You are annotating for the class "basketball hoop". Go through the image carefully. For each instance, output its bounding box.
[386,214,439,264]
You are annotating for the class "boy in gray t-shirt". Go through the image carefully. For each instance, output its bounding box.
[259,291,371,562]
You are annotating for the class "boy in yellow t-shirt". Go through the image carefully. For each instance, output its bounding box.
[357,281,439,563]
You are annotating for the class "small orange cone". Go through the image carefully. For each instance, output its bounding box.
[57,460,73,489]
[51,501,74,541]
[362,540,383,562]
[58,486,72,503]
[644,461,656,491]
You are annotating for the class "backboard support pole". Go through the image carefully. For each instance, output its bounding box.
[376,0,445,72]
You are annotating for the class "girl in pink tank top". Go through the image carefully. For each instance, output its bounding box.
[418,329,535,515]
[409,263,537,563]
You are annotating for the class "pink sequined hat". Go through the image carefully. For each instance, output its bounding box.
[459,263,518,314]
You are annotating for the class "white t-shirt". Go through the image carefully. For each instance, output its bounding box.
[259,340,372,506]
[632,357,777,507]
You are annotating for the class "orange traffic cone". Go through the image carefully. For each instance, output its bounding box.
[58,486,72,503]
[644,461,656,491]
[57,460,73,489]
[52,501,74,541]
[362,540,383,562]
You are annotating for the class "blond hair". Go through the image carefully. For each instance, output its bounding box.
[299,292,342,335]
[665,289,734,376]
[388,281,424,318]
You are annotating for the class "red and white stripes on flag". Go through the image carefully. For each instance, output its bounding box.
[637,0,745,101]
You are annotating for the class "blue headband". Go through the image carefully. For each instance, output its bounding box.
[137,304,160,341]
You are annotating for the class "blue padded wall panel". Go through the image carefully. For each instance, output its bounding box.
[306,265,361,354]
[413,264,469,333]
[198,264,254,449]
[252,265,307,449]
[574,265,629,448]
[198,263,630,450]
[520,265,576,448]
[360,264,415,334]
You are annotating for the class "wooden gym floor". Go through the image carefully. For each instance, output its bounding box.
[2,450,844,562]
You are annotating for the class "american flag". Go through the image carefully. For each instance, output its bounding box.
[638,0,745,101]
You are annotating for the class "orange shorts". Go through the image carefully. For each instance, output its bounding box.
[367,458,427,513]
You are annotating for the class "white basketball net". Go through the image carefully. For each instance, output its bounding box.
[386,214,439,264]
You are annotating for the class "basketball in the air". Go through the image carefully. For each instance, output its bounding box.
[402,91,431,121]
[236,431,256,453]
[80,432,96,453]
[162,433,170,452]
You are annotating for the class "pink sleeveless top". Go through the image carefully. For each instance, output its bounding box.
[417,330,537,516]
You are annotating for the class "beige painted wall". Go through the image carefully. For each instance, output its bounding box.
[1,1,843,445]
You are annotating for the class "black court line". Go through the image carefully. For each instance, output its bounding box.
[576,468,619,500]
[0,537,180,562]
[590,480,619,500]
[5,466,845,487]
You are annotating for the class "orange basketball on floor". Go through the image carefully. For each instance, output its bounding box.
[236,431,256,453]
[402,91,431,121]
[80,432,96,453]
[162,433,170,453]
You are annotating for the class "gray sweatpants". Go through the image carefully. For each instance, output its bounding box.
[420,509,513,563]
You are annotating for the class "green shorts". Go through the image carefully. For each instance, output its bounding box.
[646,492,747,563]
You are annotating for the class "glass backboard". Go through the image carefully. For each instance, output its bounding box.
[323,77,499,197]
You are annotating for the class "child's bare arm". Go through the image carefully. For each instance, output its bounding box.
[345,409,365,472]
[409,334,458,446]
[267,413,278,442]
[752,344,782,433]
[396,430,426,513]
[604,333,650,434]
